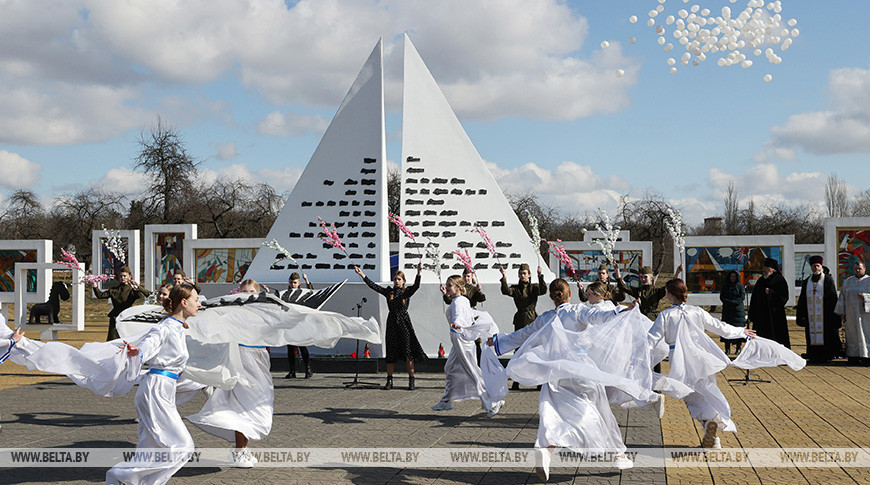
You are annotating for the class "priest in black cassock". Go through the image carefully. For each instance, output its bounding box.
[796,256,840,363]
[749,258,791,348]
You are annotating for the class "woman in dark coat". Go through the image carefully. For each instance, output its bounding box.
[719,270,746,355]
[354,263,427,390]
[749,258,791,348]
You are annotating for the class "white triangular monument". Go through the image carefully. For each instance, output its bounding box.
[246,40,389,284]
[400,35,553,283]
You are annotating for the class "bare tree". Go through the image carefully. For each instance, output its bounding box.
[852,189,870,217]
[825,173,849,218]
[723,180,739,235]
[617,191,674,274]
[0,190,45,239]
[47,187,126,262]
[133,116,201,223]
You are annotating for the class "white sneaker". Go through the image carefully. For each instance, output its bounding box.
[535,448,550,482]
[486,400,505,417]
[614,454,633,470]
[712,437,721,449]
[655,393,666,419]
[432,401,454,411]
[231,448,255,468]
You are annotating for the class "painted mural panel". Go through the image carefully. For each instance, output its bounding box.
[98,236,130,290]
[835,227,870,287]
[154,233,185,286]
[0,249,37,292]
[685,245,783,294]
[561,249,643,286]
[195,248,257,284]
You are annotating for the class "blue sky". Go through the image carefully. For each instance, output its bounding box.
[1,0,868,225]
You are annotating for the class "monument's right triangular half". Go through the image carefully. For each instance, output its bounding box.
[400,35,552,283]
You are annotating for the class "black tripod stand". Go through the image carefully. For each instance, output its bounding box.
[728,281,770,385]
[344,297,380,389]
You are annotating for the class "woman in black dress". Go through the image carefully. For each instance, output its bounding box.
[354,263,427,390]
[719,270,747,355]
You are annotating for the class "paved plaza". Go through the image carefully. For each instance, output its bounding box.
[1,321,869,484]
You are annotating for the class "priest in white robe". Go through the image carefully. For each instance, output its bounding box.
[796,256,840,363]
[835,260,870,364]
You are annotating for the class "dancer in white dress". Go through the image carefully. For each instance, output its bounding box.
[106,284,200,485]
[649,279,756,449]
[432,275,503,416]
[488,280,633,481]
[187,279,274,468]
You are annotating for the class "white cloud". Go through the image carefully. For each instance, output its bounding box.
[0,150,41,188]
[93,167,149,195]
[485,160,629,215]
[769,67,870,155]
[706,164,861,215]
[198,163,304,194]
[0,0,637,147]
[215,141,239,161]
[257,111,329,137]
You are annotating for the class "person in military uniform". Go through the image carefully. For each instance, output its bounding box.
[576,264,626,305]
[500,263,546,390]
[91,266,151,341]
[615,264,683,319]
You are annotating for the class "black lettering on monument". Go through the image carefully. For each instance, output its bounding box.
[323,180,334,186]
[442,231,456,237]
[433,177,448,184]
[406,199,423,205]
[450,189,462,195]
[465,189,476,195]
[361,168,376,174]
[433,188,448,195]
[345,190,357,196]
[407,167,424,174]
[406,156,420,162]
[344,179,358,185]
[363,157,376,164]
[363,189,375,195]
[289,232,301,238]
[426,199,445,205]
[302,201,312,207]
[406,178,418,184]
[362,232,376,237]
[361,179,375,185]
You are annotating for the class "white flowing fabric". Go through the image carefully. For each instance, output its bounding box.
[834,275,870,358]
[188,292,382,347]
[498,305,645,452]
[106,317,195,485]
[731,336,806,371]
[118,306,246,391]
[480,346,508,404]
[650,304,748,432]
[187,345,273,442]
[439,296,495,410]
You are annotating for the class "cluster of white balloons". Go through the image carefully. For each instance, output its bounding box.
[620,0,797,81]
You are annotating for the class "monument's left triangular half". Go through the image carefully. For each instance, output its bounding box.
[245,39,388,284]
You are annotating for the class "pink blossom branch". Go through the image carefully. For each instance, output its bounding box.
[471,226,502,268]
[544,239,577,279]
[317,216,358,267]
[81,274,114,285]
[451,249,476,276]
[55,248,81,272]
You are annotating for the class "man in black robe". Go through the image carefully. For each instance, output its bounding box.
[796,256,840,363]
[749,258,790,348]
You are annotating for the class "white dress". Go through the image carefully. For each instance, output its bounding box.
[439,296,495,410]
[834,275,870,358]
[187,344,274,442]
[106,317,195,485]
[649,303,746,431]
[494,302,633,452]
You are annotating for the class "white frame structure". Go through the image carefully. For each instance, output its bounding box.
[794,243,825,293]
[582,230,632,243]
[91,229,140,290]
[184,238,262,286]
[547,240,653,287]
[0,239,52,305]
[675,235,795,305]
[144,224,197,291]
[824,217,870,290]
[15,262,85,340]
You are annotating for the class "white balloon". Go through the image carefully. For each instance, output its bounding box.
[764,73,773,82]
[648,18,655,27]
[692,58,700,66]
[659,36,666,45]
[678,9,688,18]
[666,15,675,25]
[717,58,727,67]
[649,9,658,17]
[791,28,800,37]
[656,25,665,34]
[670,67,678,74]
[601,40,610,49]
[741,59,752,68]
[664,43,674,51]
[657,5,664,12]
[629,15,638,23]
[629,36,637,44]
[667,57,676,65]
[788,18,797,27]
[616,69,625,78]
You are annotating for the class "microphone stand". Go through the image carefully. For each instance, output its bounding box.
[728,280,770,385]
[344,297,380,389]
